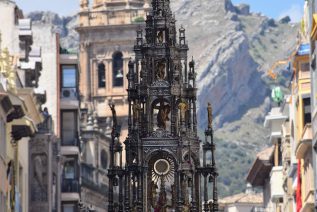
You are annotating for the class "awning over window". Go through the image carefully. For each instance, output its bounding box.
[0,95,13,115]
[297,43,310,56]
[6,93,27,122]
[246,146,274,187]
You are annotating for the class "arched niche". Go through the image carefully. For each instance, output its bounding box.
[100,149,108,169]
[98,62,106,88]
[146,150,178,211]
[183,151,200,167]
[151,98,171,131]
[112,51,124,87]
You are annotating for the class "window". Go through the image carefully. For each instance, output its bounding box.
[98,63,106,88]
[61,111,77,146]
[63,204,76,212]
[52,175,57,212]
[277,140,282,166]
[64,159,76,179]
[62,65,77,88]
[301,62,310,72]
[112,52,124,87]
[101,149,108,169]
[303,97,311,126]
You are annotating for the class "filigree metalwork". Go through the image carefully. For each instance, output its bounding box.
[107,0,219,211]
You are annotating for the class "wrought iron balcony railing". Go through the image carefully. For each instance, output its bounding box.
[62,179,80,193]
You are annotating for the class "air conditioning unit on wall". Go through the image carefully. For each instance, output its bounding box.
[61,88,77,99]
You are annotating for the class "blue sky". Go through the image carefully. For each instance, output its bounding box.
[232,0,305,22]
[15,0,78,16]
[15,0,305,22]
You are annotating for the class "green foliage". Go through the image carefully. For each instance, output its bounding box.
[198,130,256,198]
[133,16,145,23]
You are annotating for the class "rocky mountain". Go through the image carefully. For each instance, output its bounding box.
[28,11,78,51]
[170,0,297,196]
[27,0,298,197]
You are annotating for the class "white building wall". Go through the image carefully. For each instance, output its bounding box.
[226,204,262,212]
[0,0,19,54]
[32,24,59,133]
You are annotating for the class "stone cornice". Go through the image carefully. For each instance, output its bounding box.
[17,88,44,125]
[76,23,145,32]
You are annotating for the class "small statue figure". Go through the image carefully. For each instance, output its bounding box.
[109,103,117,131]
[155,190,167,212]
[157,31,164,43]
[156,61,166,80]
[171,184,176,207]
[132,102,142,124]
[155,101,170,129]
[33,155,46,189]
[151,181,158,206]
[207,102,213,129]
[140,59,146,79]
[178,100,188,123]
[174,60,182,72]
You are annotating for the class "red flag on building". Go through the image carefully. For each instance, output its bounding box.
[296,159,302,212]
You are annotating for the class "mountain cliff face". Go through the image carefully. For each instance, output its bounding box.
[28,0,298,196]
[171,0,297,196]
[28,11,78,51]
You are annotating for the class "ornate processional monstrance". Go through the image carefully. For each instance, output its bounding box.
[107,0,219,211]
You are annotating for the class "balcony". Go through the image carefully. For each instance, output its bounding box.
[60,88,79,109]
[18,19,33,62]
[296,124,312,159]
[61,179,80,201]
[270,166,284,202]
[264,107,288,144]
[37,115,54,134]
[301,163,314,212]
[251,207,265,212]
[20,47,42,88]
[61,146,80,156]
[61,138,80,155]
[81,163,108,196]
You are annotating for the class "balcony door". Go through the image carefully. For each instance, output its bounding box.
[61,110,77,146]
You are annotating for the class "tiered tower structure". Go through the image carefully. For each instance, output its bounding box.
[108,0,218,211]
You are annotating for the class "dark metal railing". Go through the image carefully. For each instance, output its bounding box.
[61,179,79,193]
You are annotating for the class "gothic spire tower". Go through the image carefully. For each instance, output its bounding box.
[108,0,218,211]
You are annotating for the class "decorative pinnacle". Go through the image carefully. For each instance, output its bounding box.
[207,102,213,129]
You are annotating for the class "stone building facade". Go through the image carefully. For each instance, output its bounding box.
[29,130,59,212]
[77,0,149,132]
[76,0,149,210]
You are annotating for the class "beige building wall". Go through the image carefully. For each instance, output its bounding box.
[18,137,29,212]
[0,2,46,212]
[0,106,7,212]
[0,2,26,212]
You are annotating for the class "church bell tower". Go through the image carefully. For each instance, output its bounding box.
[107,0,219,211]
